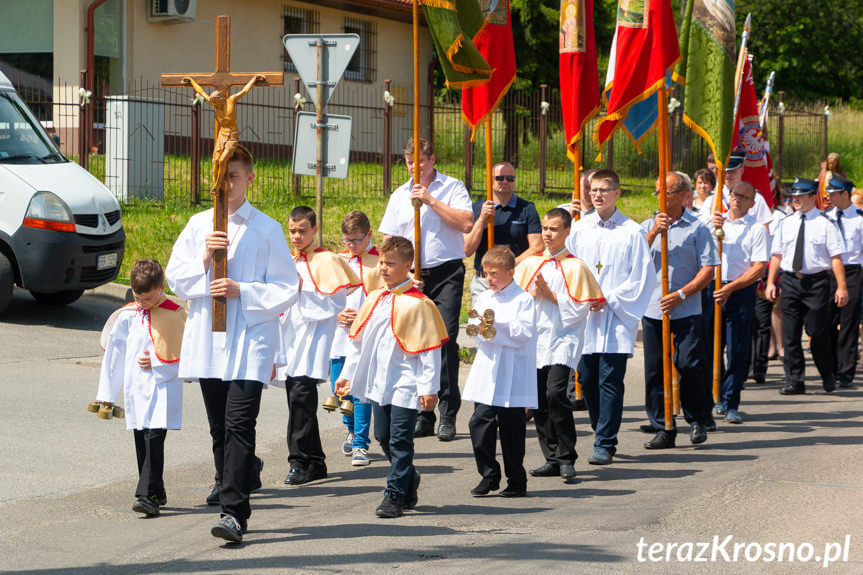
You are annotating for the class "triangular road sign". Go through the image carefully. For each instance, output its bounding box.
[283,34,360,108]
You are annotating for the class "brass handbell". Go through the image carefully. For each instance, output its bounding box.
[480,323,497,339]
[465,323,480,337]
[97,404,114,420]
[339,396,354,416]
[88,401,102,413]
[482,309,495,323]
[466,308,496,340]
[112,406,125,419]
[322,395,340,412]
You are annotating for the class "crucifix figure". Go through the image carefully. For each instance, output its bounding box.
[161,15,283,331]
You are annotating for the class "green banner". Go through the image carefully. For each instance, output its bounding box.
[674,0,736,169]
[423,0,492,89]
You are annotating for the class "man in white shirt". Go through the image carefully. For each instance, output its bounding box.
[379,137,473,441]
[709,182,769,423]
[566,169,656,463]
[825,175,863,388]
[765,178,848,395]
[166,146,300,543]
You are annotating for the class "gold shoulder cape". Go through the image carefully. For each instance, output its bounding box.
[100,298,187,363]
[339,246,384,296]
[349,286,449,354]
[295,246,362,295]
[514,250,605,303]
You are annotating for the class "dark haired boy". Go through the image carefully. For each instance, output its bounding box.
[277,206,361,485]
[96,259,187,517]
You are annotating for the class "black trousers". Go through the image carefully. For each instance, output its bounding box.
[373,402,419,502]
[469,403,526,490]
[134,428,167,499]
[284,375,326,470]
[417,259,464,425]
[534,364,577,466]
[750,287,774,378]
[643,315,713,437]
[779,273,834,389]
[199,379,263,526]
[830,266,862,383]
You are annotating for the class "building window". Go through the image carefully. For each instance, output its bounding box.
[283,5,319,72]
[344,17,376,83]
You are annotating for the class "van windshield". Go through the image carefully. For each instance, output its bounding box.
[0,92,66,164]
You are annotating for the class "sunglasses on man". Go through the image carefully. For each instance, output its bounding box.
[494,175,516,182]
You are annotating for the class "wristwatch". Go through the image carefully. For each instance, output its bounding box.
[677,289,686,301]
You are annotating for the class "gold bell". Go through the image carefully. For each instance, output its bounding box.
[97,404,114,420]
[339,397,354,416]
[88,401,102,413]
[322,395,339,412]
[112,406,125,419]
[480,324,497,340]
[468,309,480,319]
[482,309,495,323]
[465,323,480,337]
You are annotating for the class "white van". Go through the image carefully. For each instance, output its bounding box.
[0,71,125,314]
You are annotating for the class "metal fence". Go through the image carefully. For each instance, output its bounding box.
[20,75,827,206]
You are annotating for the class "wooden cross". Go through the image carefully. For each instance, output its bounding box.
[161,15,283,331]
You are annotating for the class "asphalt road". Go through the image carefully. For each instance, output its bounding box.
[1,287,862,574]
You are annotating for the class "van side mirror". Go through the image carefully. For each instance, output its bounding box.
[51,134,61,147]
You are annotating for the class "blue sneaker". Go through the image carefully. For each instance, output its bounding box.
[342,432,354,456]
[715,404,726,415]
[725,409,743,424]
[587,450,613,465]
[351,447,370,466]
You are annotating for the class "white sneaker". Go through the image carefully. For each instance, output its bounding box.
[351,447,370,466]
[342,432,354,456]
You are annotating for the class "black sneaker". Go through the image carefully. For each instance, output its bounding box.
[375,493,404,518]
[403,471,421,510]
[132,495,160,516]
[437,418,456,441]
[156,492,167,506]
[206,482,221,506]
[211,513,244,543]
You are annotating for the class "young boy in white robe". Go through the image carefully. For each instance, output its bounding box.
[334,236,447,518]
[96,259,187,517]
[330,210,384,466]
[276,206,361,486]
[166,145,300,543]
[463,245,537,498]
[515,209,604,480]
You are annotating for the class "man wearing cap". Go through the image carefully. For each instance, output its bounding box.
[640,172,718,449]
[710,182,770,423]
[825,175,863,388]
[764,178,848,395]
[465,160,543,306]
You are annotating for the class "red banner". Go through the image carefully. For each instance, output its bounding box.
[732,56,774,209]
[461,0,517,133]
[559,0,600,160]
[594,0,680,148]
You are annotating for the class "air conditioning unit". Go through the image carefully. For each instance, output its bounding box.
[149,0,197,22]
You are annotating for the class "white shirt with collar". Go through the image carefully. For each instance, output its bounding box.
[330,241,374,359]
[462,280,538,408]
[518,248,593,370]
[716,213,770,282]
[771,208,845,274]
[166,200,300,385]
[700,187,772,227]
[566,209,656,356]
[340,279,441,410]
[826,205,863,266]
[378,170,472,268]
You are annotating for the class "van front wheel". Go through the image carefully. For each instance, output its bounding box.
[30,289,84,306]
[0,253,14,314]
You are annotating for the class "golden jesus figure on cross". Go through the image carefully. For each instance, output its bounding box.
[184,74,263,194]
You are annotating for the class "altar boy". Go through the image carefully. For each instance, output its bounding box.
[276,206,361,486]
[334,236,448,518]
[515,209,604,480]
[463,246,537,498]
[166,145,300,543]
[97,259,186,517]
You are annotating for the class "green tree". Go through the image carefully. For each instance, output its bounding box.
[738,0,863,102]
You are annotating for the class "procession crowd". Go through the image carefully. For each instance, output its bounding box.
[94,140,863,543]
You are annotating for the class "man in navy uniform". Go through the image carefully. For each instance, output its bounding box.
[764,178,848,395]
